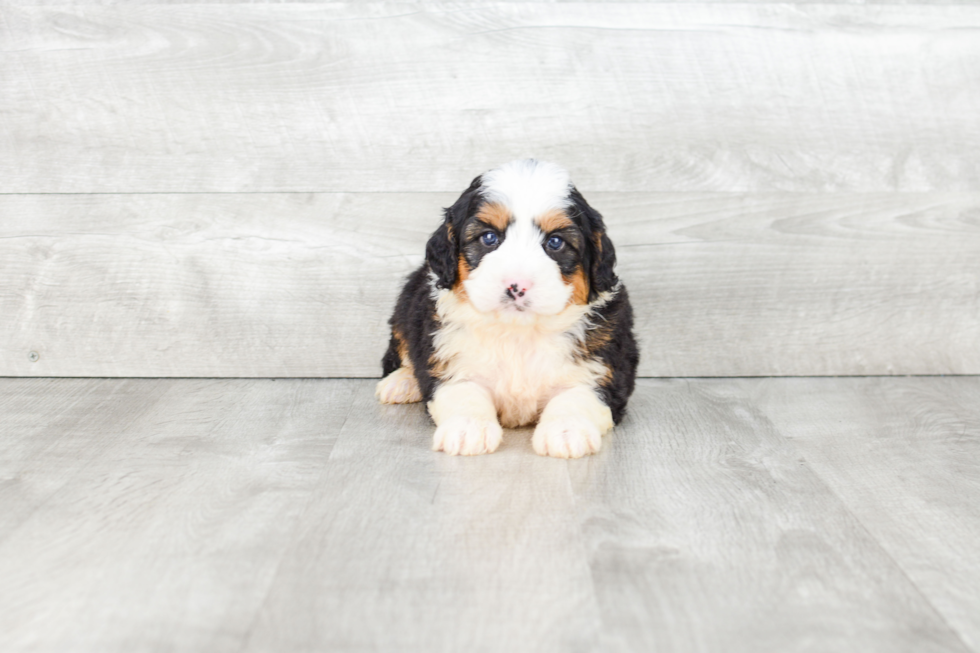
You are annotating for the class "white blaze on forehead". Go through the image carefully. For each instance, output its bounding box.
[463,164,574,316]
[479,160,572,223]
[460,159,575,318]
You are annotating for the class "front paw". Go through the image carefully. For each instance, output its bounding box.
[433,416,503,456]
[533,417,602,459]
[376,367,422,404]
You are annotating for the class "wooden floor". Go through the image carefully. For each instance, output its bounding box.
[1,377,977,652]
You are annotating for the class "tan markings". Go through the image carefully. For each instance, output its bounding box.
[378,327,424,404]
[393,328,413,371]
[428,349,450,382]
[598,363,613,387]
[456,254,470,284]
[453,254,471,301]
[429,355,448,381]
[565,267,590,306]
[476,203,512,231]
[538,209,573,233]
[585,322,613,354]
[428,305,451,381]
[575,318,615,364]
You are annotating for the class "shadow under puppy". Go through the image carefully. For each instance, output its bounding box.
[376,160,638,458]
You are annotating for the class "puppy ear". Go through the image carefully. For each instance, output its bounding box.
[425,218,457,289]
[569,188,618,302]
[589,230,618,301]
[426,175,482,289]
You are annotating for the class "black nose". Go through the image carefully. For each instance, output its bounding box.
[506,283,525,299]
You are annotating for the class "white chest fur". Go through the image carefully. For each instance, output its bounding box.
[431,290,607,428]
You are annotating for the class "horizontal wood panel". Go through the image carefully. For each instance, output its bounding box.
[2,192,978,377]
[3,4,980,193]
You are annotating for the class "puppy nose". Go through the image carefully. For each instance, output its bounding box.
[505,281,532,299]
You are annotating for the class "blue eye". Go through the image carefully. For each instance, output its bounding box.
[480,232,498,247]
[546,235,564,251]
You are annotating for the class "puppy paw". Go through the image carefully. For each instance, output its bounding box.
[375,367,422,404]
[533,417,602,459]
[433,416,503,456]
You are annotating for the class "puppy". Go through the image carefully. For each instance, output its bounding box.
[376,160,638,458]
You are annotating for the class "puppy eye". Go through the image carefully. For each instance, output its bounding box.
[546,235,564,251]
[480,232,499,247]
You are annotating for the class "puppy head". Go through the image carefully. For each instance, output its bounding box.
[426,159,617,317]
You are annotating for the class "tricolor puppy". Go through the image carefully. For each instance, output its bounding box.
[376,160,638,458]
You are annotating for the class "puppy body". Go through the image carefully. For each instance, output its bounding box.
[377,160,638,458]
[432,286,608,429]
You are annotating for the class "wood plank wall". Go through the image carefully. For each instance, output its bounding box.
[2,3,979,377]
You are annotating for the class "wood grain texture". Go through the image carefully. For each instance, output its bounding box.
[243,388,601,652]
[754,377,980,651]
[0,378,165,542]
[3,4,980,193]
[1,377,976,652]
[0,378,357,652]
[572,378,973,652]
[2,192,978,377]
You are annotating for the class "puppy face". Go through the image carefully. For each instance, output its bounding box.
[426,160,617,318]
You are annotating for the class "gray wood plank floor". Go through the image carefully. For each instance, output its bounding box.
[1,377,977,652]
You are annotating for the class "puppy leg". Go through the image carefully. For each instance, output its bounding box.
[429,381,502,456]
[533,386,614,459]
[376,367,422,404]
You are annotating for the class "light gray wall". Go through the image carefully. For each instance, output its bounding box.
[2,3,978,377]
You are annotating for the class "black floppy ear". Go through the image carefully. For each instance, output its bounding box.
[426,175,482,289]
[589,230,618,301]
[425,217,457,289]
[570,188,618,302]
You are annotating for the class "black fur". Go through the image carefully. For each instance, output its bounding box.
[460,212,506,272]
[567,188,618,301]
[381,264,443,401]
[586,286,639,424]
[424,221,457,290]
[426,175,483,289]
[382,168,639,423]
[566,187,635,423]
